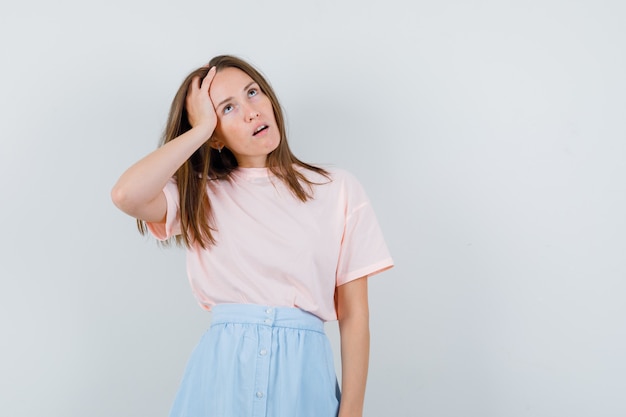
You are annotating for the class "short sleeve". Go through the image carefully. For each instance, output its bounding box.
[335,172,394,286]
[146,178,182,240]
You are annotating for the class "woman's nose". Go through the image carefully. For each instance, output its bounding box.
[243,104,260,121]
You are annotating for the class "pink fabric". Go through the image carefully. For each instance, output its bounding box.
[147,166,393,321]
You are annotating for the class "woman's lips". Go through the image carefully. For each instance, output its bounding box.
[253,125,269,136]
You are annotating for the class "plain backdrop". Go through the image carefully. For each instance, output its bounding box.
[1,1,625,416]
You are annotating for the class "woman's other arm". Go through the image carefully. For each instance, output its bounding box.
[110,67,217,222]
[336,276,370,417]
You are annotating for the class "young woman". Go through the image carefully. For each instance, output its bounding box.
[111,55,393,417]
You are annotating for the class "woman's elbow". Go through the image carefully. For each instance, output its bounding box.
[110,184,136,214]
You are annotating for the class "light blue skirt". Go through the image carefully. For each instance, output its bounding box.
[169,304,341,417]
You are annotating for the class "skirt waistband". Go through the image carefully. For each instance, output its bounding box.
[210,304,324,333]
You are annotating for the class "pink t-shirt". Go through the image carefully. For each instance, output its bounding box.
[147,166,393,321]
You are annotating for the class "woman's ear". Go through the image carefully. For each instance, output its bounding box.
[209,138,224,151]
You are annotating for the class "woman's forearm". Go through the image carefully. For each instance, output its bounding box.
[111,125,211,219]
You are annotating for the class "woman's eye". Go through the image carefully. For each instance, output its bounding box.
[223,104,234,114]
[248,88,258,97]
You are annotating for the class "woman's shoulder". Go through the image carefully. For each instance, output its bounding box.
[297,165,368,202]
[297,164,358,184]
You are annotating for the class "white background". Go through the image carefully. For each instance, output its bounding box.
[1,1,625,416]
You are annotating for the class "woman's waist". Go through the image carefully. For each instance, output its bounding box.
[210,303,325,333]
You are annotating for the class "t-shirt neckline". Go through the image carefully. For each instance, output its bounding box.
[233,166,273,181]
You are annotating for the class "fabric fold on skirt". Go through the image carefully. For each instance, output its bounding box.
[169,304,341,417]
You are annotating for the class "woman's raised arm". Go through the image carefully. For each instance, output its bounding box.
[111,67,218,222]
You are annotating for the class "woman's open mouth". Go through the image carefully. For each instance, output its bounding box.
[253,125,269,136]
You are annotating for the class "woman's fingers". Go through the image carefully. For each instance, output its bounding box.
[200,66,217,93]
[185,68,218,136]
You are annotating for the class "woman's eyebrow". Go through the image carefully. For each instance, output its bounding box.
[216,82,257,108]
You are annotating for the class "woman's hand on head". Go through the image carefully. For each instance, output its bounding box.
[185,66,218,139]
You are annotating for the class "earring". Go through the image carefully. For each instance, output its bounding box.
[218,147,222,154]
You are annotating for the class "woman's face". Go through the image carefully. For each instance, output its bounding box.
[209,67,280,167]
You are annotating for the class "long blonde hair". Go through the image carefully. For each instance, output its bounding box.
[138,55,329,248]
